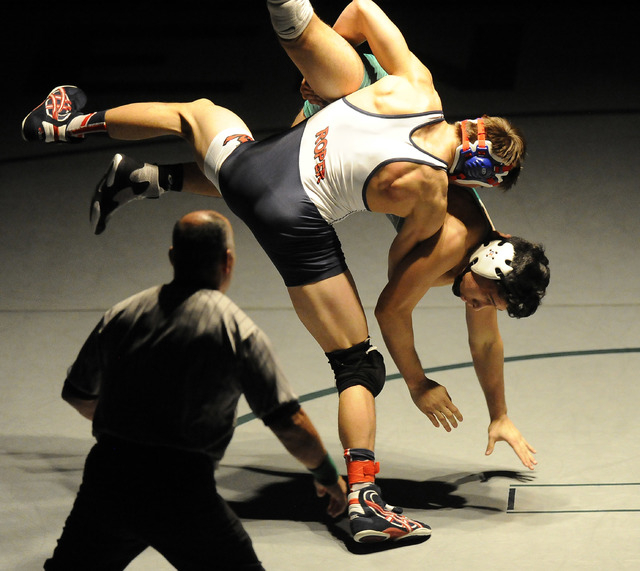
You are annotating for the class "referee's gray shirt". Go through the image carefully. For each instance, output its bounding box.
[64,282,299,461]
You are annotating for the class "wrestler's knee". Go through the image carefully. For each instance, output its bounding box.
[176,99,216,137]
[178,98,246,157]
[326,338,386,397]
[142,98,212,144]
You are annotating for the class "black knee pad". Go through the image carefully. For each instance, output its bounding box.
[326,338,386,397]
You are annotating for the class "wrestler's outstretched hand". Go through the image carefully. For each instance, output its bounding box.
[409,377,464,432]
[485,415,538,470]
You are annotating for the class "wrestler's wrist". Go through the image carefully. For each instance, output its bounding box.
[309,453,339,486]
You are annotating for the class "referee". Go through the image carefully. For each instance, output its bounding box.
[44,210,346,570]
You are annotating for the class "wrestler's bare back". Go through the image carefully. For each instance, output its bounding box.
[347,75,458,219]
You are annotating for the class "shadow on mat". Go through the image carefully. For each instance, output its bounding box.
[226,467,533,554]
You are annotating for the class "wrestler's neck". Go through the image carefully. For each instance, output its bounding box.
[447,188,492,246]
[412,122,459,167]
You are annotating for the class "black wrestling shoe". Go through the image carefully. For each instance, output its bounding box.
[348,484,431,543]
[21,86,87,143]
[90,154,160,235]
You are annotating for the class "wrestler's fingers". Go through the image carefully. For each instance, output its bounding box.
[436,412,453,432]
[444,409,459,429]
[427,412,440,429]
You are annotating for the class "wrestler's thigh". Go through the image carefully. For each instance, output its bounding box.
[288,271,369,352]
[282,14,364,101]
[180,99,252,169]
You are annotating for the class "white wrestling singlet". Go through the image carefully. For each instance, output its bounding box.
[298,98,449,224]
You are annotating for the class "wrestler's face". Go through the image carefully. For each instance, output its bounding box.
[453,270,507,312]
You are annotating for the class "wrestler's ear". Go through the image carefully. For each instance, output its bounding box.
[490,229,512,240]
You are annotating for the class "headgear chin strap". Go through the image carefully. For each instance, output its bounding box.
[469,239,515,280]
[449,118,513,188]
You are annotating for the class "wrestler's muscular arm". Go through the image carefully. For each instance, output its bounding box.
[332,0,429,82]
[384,167,449,278]
[365,162,449,279]
[375,220,466,431]
[465,306,538,470]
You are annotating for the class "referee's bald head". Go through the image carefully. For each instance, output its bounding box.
[170,211,235,289]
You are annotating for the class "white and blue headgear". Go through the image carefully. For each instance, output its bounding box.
[469,239,515,280]
[449,118,513,188]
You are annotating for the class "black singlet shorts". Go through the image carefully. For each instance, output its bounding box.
[218,123,348,287]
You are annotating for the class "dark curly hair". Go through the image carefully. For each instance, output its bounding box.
[496,236,550,318]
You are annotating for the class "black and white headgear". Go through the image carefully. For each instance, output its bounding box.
[469,239,514,280]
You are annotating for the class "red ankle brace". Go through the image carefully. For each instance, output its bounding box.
[345,459,380,485]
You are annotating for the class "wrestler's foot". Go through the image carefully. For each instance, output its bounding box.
[348,484,431,543]
[91,154,160,235]
[21,86,88,143]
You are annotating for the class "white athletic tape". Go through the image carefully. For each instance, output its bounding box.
[267,0,313,40]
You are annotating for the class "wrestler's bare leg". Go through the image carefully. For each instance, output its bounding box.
[104,99,247,175]
[181,163,222,198]
[278,13,365,103]
[288,271,376,450]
